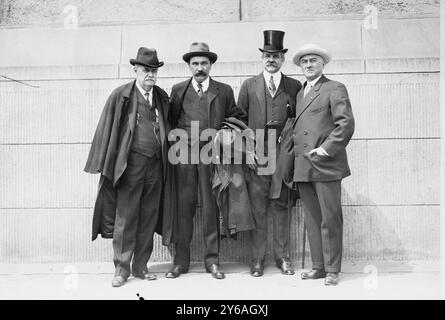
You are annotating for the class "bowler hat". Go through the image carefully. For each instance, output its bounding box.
[130,47,164,68]
[293,43,331,66]
[259,30,288,53]
[182,42,218,64]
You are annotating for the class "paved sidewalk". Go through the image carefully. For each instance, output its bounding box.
[0,261,443,300]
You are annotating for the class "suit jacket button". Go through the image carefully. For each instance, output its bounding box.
[303,131,308,135]
[303,143,307,147]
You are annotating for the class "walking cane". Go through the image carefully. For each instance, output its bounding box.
[302,217,306,269]
[287,188,292,264]
[293,185,307,269]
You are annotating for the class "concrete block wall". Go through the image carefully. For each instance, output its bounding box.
[0,0,440,264]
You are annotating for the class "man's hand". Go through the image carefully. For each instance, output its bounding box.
[246,152,258,170]
[309,147,329,157]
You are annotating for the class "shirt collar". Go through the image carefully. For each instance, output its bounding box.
[135,81,153,99]
[306,75,323,88]
[263,70,282,84]
[192,76,210,93]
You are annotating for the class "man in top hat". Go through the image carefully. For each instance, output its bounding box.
[84,47,172,287]
[165,42,237,280]
[292,44,355,285]
[236,30,302,277]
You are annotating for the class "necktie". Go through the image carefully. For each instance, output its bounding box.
[269,75,276,96]
[145,91,151,106]
[304,83,311,97]
[145,91,158,122]
[197,82,203,97]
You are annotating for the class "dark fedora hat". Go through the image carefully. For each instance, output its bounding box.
[182,42,218,64]
[129,47,164,68]
[259,30,288,54]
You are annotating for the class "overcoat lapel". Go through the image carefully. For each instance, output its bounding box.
[273,74,285,99]
[254,74,267,126]
[207,78,219,122]
[127,83,139,136]
[153,90,166,150]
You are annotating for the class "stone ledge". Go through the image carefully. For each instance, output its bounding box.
[365,57,439,73]
[0,58,439,82]
[0,26,122,67]
[0,65,118,81]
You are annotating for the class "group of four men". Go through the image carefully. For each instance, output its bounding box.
[84,30,355,288]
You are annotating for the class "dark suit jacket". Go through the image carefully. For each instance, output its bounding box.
[236,73,301,132]
[169,77,237,130]
[84,81,176,242]
[292,75,355,182]
[236,73,302,198]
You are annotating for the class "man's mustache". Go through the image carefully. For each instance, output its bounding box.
[195,71,207,76]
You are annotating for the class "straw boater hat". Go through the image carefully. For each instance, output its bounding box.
[182,42,218,64]
[293,43,331,66]
[130,47,164,68]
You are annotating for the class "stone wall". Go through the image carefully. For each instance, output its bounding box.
[0,0,440,26]
[0,0,440,265]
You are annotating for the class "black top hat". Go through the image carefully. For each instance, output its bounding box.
[183,42,218,64]
[259,30,288,54]
[130,47,164,68]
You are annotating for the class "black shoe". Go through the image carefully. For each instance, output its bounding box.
[165,265,188,278]
[132,270,157,281]
[111,275,127,287]
[324,272,339,286]
[206,264,225,280]
[301,269,326,280]
[250,261,264,277]
[275,258,295,275]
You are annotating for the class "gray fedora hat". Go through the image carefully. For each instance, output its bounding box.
[182,42,218,64]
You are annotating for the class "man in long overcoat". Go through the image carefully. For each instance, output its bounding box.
[84,47,174,287]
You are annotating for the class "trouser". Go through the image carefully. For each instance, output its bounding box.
[298,180,343,273]
[113,152,162,278]
[246,171,292,264]
[174,163,219,268]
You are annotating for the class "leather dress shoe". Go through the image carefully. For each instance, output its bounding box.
[206,264,225,280]
[132,270,157,281]
[276,258,295,275]
[165,265,188,278]
[324,272,339,286]
[301,269,326,280]
[111,275,127,287]
[250,262,264,277]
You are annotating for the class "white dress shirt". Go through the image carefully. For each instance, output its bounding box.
[303,75,322,97]
[135,81,153,105]
[192,77,210,94]
[263,70,282,97]
[135,81,158,120]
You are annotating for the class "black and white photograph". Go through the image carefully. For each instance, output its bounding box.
[0,0,443,303]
